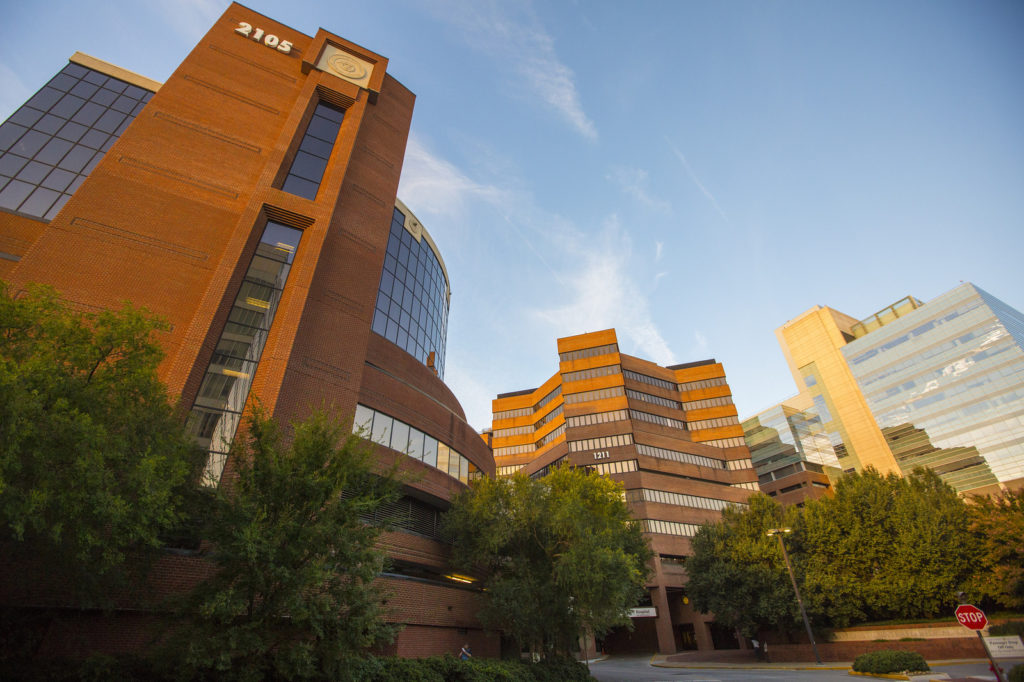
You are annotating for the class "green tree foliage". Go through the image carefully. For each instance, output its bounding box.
[442,466,651,656]
[795,468,973,626]
[0,283,203,604]
[967,488,1024,609]
[685,493,803,637]
[172,409,400,681]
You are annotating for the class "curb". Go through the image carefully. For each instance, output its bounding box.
[651,663,851,667]
[848,671,917,680]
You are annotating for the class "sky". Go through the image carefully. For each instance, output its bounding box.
[2,0,1023,431]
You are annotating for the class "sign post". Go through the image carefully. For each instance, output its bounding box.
[955,604,1005,682]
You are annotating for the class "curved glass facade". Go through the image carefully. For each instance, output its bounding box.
[371,202,449,378]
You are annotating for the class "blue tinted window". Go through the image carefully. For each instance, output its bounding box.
[281,102,344,200]
[187,221,303,486]
[0,61,152,220]
[370,207,450,378]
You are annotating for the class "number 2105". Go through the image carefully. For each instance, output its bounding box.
[235,22,292,54]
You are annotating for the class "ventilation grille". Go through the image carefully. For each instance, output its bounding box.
[263,204,315,229]
[316,85,357,110]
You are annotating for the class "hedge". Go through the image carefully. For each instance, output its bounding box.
[851,650,929,675]
[0,653,594,682]
[990,621,1024,638]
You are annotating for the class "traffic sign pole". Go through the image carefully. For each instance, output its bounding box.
[956,604,1005,682]
[976,631,1006,682]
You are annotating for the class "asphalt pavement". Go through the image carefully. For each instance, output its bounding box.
[585,653,1021,682]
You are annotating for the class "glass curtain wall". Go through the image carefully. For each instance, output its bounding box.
[188,221,302,485]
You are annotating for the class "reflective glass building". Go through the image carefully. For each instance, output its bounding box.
[741,400,841,505]
[842,283,1024,492]
[768,283,1024,496]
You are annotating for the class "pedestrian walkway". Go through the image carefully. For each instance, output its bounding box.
[648,653,1008,682]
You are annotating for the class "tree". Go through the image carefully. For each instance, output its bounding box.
[442,466,651,656]
[795,468,974,627]
[0,282,204,605]
[967,488,1024,609]
[173,408,401,681]
[685,493,803,638]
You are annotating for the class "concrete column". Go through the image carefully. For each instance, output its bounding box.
[695,620,714,651]
[651,585,675,654]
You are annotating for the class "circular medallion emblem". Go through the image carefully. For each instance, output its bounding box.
[328,53,367,80]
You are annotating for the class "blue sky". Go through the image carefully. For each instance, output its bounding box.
[3,0,1022,430]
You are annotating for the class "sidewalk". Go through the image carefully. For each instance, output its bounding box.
[649,653,1007,682]
[650,652,849,670]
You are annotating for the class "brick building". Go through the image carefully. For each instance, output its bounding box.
[486,329,758,654]
[0,4,495,658]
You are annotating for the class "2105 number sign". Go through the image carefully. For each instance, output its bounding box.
[235,22,293,54]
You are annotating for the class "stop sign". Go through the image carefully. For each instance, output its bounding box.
[955,604,988,630]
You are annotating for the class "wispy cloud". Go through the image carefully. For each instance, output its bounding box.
[607,166,671,212]
[655,241,664,261]
[399,133,569,285]
[398,140,676,425]
[428,1,596,140]
[398,134,511,219]
[666,139,729,223]
[689,331,710,359]
[533,216,675,365]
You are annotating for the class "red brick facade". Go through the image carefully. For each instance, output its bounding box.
[1,3,495,659]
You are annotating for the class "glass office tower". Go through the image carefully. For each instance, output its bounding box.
[841,283,1024,493]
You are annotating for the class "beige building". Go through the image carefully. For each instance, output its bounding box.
[776,305,905,476]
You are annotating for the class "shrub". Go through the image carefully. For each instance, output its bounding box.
[1008,663,1024,682]
[0,653,595,682]
[376,657,445,682]
[528,655,593,681]
[990,621,1024,638]
[852,650,929,674]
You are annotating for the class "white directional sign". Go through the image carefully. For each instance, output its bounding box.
[629,607,657,618]
[984,636,1024,658]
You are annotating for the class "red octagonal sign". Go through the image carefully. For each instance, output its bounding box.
[955,604,988,630]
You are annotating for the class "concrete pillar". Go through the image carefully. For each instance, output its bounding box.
[651,584,675,654]
[695,620,714,651]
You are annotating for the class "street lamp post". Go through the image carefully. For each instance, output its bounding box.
[766,527,822,665]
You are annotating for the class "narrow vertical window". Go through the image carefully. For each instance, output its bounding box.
[281,102,344,199]
[188,221,302,485]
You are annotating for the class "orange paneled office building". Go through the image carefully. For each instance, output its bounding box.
[487,329,758,654]
[0,4,495,657]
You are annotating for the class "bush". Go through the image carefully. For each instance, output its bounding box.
[990,621,1024,638]
[375,657,445,682]
[852,650,929,674]
[0,654,164,682]
[528,655,593,682]
[1008,663,1024,682]
[1,653,593,682]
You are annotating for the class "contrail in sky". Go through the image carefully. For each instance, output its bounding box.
[666,139,729,224]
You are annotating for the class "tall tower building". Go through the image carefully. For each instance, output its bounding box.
[489,329,758,654]
[771,283,1024,495]
[776,305,904,476]
[1,4,495,657]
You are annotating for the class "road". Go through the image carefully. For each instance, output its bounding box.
[586,654,1016,681]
